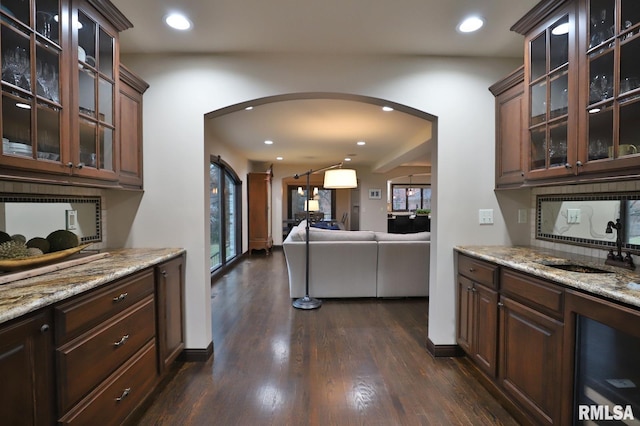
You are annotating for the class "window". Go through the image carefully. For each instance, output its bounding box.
[392,184,431,212]
[288,185,336,221]
[210,157,241,272]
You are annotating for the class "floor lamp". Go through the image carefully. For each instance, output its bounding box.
[292,162,358,310]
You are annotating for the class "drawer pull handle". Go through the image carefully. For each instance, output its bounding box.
[114,334,130,347]
[112,292,128,303]
[115,388,131,402]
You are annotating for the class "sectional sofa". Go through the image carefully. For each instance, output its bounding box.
[282,221,430,299]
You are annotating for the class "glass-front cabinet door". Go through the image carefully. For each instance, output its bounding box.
[71,3,117,180]
[526,9,577,180]
[0,0,67,173]
[578,0,640,173]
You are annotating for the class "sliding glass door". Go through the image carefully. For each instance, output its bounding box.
[210,157,241,273]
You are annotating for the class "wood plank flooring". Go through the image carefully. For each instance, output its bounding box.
[137,250,518,425]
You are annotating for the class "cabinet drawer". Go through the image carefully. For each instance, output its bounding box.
[57,296,155,414]
[458,254,498,289]
[501,268,564,319]
[59,340,158,426]
[55,270,154,344]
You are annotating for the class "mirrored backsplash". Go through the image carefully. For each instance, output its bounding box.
[0,181,105,250]
[0,194,101,243]
[533,180,640,256]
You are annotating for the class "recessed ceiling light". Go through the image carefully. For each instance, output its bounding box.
[16,102,31,109]
[382,106,394,112]
[276,156,283,161]
[552,22,570,35]
[458,16,484,33]
[245,106,254,111]
[589,108,601,114]
[264,140,273,145]
[357,141,366,146]
[165,13,192,30]
[344,158,352,162]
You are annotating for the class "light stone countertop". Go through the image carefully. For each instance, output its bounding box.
[0,248,185,325]
[455,246,640,309]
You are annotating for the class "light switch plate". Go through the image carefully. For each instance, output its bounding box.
[479,209,494,225]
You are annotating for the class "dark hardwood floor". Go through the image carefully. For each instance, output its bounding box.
[137,250,518,425]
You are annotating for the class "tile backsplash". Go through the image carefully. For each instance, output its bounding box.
[530,180,640,260]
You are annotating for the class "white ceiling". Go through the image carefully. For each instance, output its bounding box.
[112,0,536,171]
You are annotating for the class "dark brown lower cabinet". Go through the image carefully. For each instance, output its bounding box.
[0,310,54,425]
[0,253,185,425]
[155,254,186,373]
[499,296,564,426]
[456,276,499,378]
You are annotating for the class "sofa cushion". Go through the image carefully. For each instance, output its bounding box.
[294,227,376,241]
[374,231,431,241]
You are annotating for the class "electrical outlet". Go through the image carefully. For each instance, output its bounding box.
[479,209,494,225]
[567,208,581,224]
[65,210,77,231]
[518,209,527,224]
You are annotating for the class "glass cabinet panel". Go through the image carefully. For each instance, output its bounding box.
[528,14,571,172]
[531,81,547,125]
[549,124,568,167]
[1,0,63,164]
[619,101,640,157]
[531,34,547,81]
[589,0,615,49]
[75,7,116,173]
[588,51,614,104]
[36,0,60,44]
[2,93,32,156]
[585,0,640,163]
[588,107,613,160]
[1,0,30,26]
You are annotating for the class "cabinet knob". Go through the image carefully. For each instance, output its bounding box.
[76,162,84,169]
[161,270,168,277]
[576,161,583,167]
[471,287,477,292]
[115,388,131,402]
[66,162,73,168]
[498,302,505,308]
[113,334,130,347]
[564,163,572,169]
[40,324,50,333]
[468,267,476,273]
[466,286,473,292]
[112,292,128,303]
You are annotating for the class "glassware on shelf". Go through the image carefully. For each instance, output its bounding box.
[620,76,640,93]
[1,46,31,90]
[590,9,614,48]
[590,74,612,103]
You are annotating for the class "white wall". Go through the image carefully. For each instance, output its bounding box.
[121,52,522,349]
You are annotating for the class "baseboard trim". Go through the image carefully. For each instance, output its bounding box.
[426,338,465,358]
[180,341,214,362]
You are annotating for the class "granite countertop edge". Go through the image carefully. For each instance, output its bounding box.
[0,248,185,325]
[455,245,640,309]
